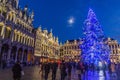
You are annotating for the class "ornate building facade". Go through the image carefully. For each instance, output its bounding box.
[0,0,35,65]
[34,27,59,63]
[60,39,81,62]
[60,38,120,63]
[105,38,120,63]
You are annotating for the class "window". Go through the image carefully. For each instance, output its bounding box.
[4,27,11,39]
[20,36,22,43]
[16,34,19,41]
[2,12,6,18]
[0,25,2,35]
[13,33,16,41]
[22,37,24,43]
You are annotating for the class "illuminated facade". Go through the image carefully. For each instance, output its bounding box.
[0,0,34,65]
[34,27,59,62]
[60,39,81,62]
[105,38,120,63]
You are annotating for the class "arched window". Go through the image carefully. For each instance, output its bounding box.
[25,37,27,45]
[27,38,29,45]
[0,25,3,36]
[4,27,11,39]
[19,35,22,43]
[0,6,2,14]
[22,37,24,43]
[2,12,6,18]
[16,34,19,42]
[13,32,15,41]
[7,12,12,21]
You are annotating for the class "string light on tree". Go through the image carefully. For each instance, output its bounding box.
[81,8,110,65]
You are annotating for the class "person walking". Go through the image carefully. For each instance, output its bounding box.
[60,60,67,80]
[111,63,116,78]
[102,61,106,77]
[2,59,6,69]
[116,63,120,80]
[76,61,83,80]
[44,61,50,80]
[12,61,22,80]
[67,62,72,80]
[39,62,44,79]
[51,60,58,80]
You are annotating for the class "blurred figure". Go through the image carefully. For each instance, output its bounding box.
[44,61,50,80]
[73,61,76,70]
[67,62,72,80]
[39,62,44,79]
[116,62,120,79]
[102,61,106,76]
[2,59,6,69]
[51,60,58,80]
[76,61,83,80]
[12,61,22,80]
[108,62,111,74]
[84,63,88,73]
[111,63,116,77]
[60,60,67,80]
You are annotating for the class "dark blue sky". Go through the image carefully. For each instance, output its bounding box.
[19,0,120,43]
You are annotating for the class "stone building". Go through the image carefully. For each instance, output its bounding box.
[34,27,59,63]
[0,0,35,66]
[105,37,120,63]
[60,39,82,62]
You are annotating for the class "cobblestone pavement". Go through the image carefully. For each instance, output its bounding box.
[0,66,119,80]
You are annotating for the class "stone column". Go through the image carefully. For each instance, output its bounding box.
[7,46,12,67]
[0,44,2,68]
[15,33,17,41]
[15,48,18,62]
[21,49,24,63]
[0,47,1,57]
[11,31,15,42]
[18,34,20,42]
[1,26,5,39]
[7,46,12,60]
[23,36,26,45]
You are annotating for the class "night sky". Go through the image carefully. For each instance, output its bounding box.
[19,0,120,43]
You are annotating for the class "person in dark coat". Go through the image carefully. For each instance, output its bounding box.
[51,61,58,80]
[39,62,45,79]
[2,59,6,69]
[12,61,22,80]
[76,61,83,80]
[60,60,67,80]
[67,62,72,80]
[44,61,50,80]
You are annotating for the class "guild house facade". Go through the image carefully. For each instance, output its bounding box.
[0,0,35,66]
[105,38,120,63]
[60,39,82,62]
[34,27,60,63]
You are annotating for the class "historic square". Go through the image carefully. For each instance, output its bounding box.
[0,0,120,80]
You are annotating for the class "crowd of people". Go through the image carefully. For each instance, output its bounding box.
[38,60,85,80]
[37,60,120,80]
[11,60,120,80]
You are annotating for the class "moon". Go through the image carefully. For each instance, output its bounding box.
[68,17,75,25]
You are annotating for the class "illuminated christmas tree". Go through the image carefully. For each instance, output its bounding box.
[81,9,110,65]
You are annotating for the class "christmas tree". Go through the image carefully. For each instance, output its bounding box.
[81,9,110,65]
